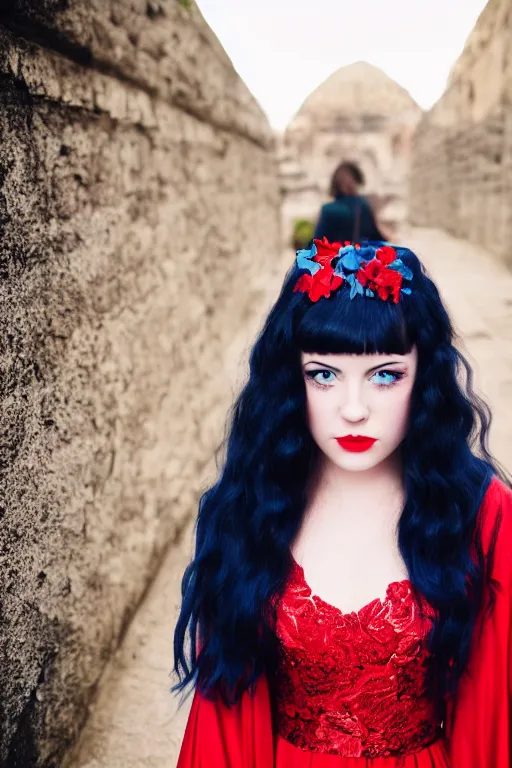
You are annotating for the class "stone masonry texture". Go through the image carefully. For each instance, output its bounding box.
[0,2,280,766]
[409,0,512,267]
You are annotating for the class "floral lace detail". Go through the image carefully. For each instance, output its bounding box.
[275,561,442,758]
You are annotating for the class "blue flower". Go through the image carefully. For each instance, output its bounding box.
[388,259,413,281]
[337,245,362,272]
[296,244,321,276]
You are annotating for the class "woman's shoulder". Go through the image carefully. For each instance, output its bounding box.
[479,475,512,582]
[481,475,512,522]
[321,199,346,213]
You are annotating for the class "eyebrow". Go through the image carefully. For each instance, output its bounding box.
[304,360,407,375]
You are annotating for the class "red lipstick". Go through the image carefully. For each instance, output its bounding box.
[336,435,377,453]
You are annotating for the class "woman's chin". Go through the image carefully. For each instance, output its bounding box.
[327,450,383,473]
[321,442,399,474]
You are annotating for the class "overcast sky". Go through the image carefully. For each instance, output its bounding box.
[196,0,489,131]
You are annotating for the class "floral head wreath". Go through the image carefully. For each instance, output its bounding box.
[293,237,413,304]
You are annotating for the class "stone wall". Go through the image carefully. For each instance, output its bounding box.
[410,0,512,266]
[0,2,280,766]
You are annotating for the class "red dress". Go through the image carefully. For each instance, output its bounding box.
[177,478,512,767]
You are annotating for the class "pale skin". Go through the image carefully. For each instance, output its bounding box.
[291,348,419,615]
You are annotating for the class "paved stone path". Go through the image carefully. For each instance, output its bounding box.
[64,228,512,768]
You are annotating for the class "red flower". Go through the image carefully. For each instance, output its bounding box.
[294,274,313,294]
[331,274,344,291]
[357,260,384,285]
[312,236,342,266]
[356,259,403,303]
[378,268,403,303]
[294,264,344,302]
[376,245,397,266]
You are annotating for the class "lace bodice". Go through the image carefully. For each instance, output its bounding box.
[274,560,442,758]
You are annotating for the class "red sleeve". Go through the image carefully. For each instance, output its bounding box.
[176,674,274,767]
[447,477,512,767]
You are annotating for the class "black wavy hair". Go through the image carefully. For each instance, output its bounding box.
[174,243,508,708]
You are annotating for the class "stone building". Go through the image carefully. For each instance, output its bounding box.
[410,0,512,266]
[279,61,422,240]
[0,1,280,766]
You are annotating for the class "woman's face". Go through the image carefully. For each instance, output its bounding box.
[301,348,418,473]
[337,168,358,196]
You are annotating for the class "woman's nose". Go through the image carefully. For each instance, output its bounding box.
[339,385,369,423]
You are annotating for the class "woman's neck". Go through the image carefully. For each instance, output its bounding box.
[306,451,405,525]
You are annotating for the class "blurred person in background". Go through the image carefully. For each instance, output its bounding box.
[315,160,391,243]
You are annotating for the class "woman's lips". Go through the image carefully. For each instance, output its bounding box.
[335,435,377,453]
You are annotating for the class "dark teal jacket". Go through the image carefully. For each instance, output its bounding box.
[314,195,384,243]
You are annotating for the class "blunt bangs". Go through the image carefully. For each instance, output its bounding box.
[294,287,414,356]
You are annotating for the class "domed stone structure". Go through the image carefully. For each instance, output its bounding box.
[279,61,422,241]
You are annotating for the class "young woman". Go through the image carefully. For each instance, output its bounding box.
[174,237,512,767]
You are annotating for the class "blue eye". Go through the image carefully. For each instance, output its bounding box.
[307,369,336,386]
[371,370,403,387]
